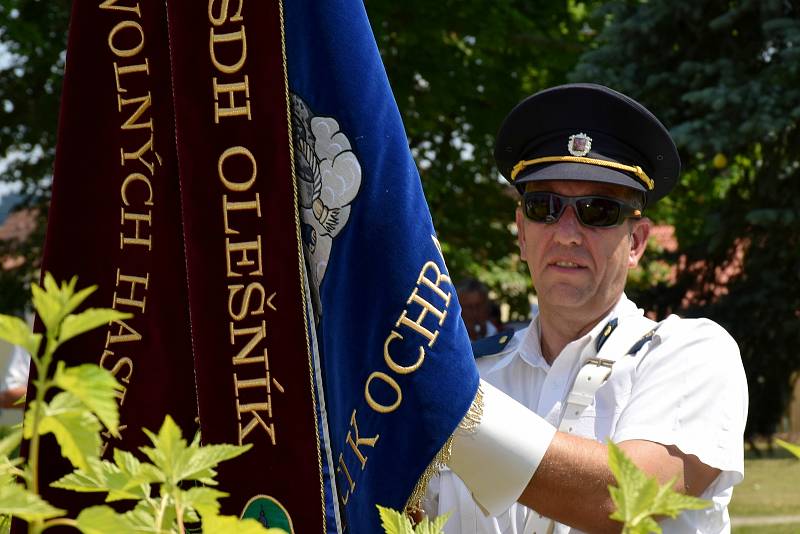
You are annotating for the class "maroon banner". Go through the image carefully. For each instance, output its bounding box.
[164,1,324,530]
[29,0,198,519]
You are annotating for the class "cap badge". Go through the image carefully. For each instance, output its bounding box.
[567,133,592,157]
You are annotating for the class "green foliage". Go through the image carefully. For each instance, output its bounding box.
[53,362,122,436]
[50,416,266,533]
[572,0,800,439]
[377,505,450,534]
[0,0,69,314]
[368,0,601,312]
[24,392,102,472]
[607,442,709,533]
[0,473,64,523]
[774,439,800,460]
[0,275,279,534]
[0,315,40,356]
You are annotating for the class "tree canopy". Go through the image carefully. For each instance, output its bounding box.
[571,0,800,436]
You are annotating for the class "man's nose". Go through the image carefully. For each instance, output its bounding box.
[552,205,583,245]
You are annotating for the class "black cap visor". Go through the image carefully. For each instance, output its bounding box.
[513,161,648,194]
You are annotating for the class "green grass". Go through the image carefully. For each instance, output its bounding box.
[729,449,800,517]
[733,525,800,534]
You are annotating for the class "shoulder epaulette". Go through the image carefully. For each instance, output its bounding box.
[626,325,660,355]
[471,329,515,359]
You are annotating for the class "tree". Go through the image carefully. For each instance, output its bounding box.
[571,0,800,436]
[0,0,70,314]
[368,0,598,317]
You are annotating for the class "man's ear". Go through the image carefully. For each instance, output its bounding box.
[628,217,652,268]
[515,207,528,261]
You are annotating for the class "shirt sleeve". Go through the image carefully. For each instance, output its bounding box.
[612,316,747,483]
[3,345,31,390]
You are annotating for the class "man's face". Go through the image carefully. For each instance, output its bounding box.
[515,180,651,321]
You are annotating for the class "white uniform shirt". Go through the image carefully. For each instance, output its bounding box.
[2,344,30,391]
[423,295,747,534]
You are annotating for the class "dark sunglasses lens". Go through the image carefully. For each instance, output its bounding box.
[525,193,560,222]
[577,197,621,227]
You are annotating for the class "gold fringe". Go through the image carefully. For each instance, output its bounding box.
[404,384,485,514]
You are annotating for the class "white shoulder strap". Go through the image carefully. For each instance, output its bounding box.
[524,315,659,534]
[558,315,657,433]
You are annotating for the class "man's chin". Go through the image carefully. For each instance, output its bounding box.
[537,288,590,312]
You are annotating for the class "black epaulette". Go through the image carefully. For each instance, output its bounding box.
[627,326,660,355]
[471,329,515,359]
[595,318,619,352]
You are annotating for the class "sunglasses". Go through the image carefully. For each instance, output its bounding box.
[522,192,642,228]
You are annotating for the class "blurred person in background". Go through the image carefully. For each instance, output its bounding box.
[456,278,498,340]
[0,345,29,409]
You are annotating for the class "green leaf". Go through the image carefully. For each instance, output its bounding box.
[140,416,251,486]
[414,511,451,534]
[24,392,101,471]
[51,456,151,502]
[32,274,99,337]
[0,315,40,356]
[775,438,800,460]
[65,285,97,318]
[0,477,64,521]
[0,427,22,458]
[113,448,162,486]
[31,280,63,334]
[60,308,131,345]
[377,505,415,534]
[607,442,709,532]
[120,501,159,532]
[75,505,140,534]
[200,511,280,533]
[180,486,227,517]
[54,362,123,435]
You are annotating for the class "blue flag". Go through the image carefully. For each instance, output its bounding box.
[285,1,480,531]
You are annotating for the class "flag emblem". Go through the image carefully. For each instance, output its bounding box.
[241,495,294,532]
[292,93,362,316]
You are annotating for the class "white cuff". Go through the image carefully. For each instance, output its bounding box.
[447,379,556,516]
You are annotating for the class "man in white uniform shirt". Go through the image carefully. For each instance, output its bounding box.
[423,84,747,533]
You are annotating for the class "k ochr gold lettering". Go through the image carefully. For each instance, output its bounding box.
[364,371,402,414]
[345,409,379,470]
[383,330,425,375]
[337,453,356,505]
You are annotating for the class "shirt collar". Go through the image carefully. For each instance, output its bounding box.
[517,293,641,369]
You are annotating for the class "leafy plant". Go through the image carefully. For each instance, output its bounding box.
[0,274,285,534]
[377,505,450,534]
[775,438,800,460]
[607,441,710,533]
